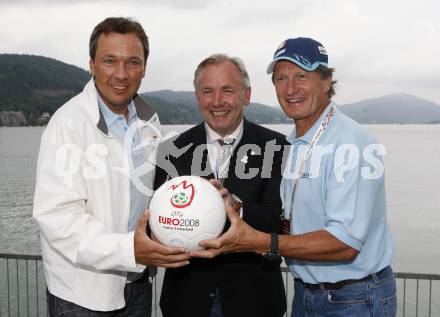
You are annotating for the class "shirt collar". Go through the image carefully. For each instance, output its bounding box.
[97,92,137,128]
[287,101,335,144]
[127,102,137,121]
[205,119,244,144]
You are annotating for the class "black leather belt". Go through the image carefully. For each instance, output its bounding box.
[295,266,392,290]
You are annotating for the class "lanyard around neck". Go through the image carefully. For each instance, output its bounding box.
[282,106,336,220]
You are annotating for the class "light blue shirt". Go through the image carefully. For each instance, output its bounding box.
[282,102,395,283]
[97,95,153,282]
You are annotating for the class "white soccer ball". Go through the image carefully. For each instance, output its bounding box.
[149,175,226,251]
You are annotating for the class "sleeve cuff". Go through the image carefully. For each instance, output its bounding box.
[325,225,363,251]
[122,231,146,273]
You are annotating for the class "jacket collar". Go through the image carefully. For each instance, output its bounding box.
[236,118,257,147]
[81,78,156,135]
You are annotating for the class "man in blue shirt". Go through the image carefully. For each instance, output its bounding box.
[192,37,397,317]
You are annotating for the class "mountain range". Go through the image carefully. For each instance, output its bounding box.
[141,90,290,124]
[1,54,440,126]
[0,54,90,125]
[339,94,440,124]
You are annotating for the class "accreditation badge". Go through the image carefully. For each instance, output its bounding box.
[281,214,291,235]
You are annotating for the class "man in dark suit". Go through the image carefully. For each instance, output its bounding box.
[155,54,287,317]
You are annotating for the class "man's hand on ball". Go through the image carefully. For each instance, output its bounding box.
[134,210,190,268]
[208,179,241,215]
[190,180,265,258]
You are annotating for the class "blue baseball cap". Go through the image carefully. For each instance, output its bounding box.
[266,37,329,74]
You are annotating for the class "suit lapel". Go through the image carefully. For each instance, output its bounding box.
[189,123,214,178]
[234,119,258,149]
[226,119,259,186]
[186,120,259,184]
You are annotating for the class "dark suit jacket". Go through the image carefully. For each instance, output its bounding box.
[155,119,288,317]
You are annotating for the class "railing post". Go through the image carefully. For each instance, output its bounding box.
[26,260,29,317]
[154,276,157,317]
[16,260,19,317]
[429,280,432,317]
[416,279,419,317]
[6,259,10,317]
[36,260,39,317]
[403,278,406,317]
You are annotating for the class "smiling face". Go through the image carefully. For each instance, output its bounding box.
[89,32,146,114]
[195,61,251,137]
[273,61,331,137]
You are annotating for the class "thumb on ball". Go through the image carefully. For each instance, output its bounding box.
[224,199,239,221]
[136,209,150,228]
[143,209,150,221]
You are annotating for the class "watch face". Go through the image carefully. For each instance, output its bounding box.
[262,252,282,263]
[261,232,280,262]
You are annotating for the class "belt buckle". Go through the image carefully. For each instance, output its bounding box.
[318,283,327,291]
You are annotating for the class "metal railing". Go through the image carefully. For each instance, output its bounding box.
[0,254,45,317]
[1,253,439,317]
[394,272,440,317]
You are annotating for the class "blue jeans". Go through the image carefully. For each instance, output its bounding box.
[209,289,223,317]
[292,266,396,317]
[47,275,152,317]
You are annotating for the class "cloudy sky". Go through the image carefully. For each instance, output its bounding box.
[1,0,439,106]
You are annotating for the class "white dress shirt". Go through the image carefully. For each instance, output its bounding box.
[205,120,244,217]
[205,120,244,178]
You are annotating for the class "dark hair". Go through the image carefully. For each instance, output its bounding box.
[89,17,149,62]
[193,54,250,90]
[315,65,337,98]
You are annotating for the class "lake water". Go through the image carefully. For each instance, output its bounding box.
[0,124,440,275]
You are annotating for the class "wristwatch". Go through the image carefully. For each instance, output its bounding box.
[231,194,243,214]
[262,233,281,262]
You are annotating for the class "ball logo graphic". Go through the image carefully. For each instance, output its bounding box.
[149,176,226,251]
[172,192,189,206]
[169,181,195,208]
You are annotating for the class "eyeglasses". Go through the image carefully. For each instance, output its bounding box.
[273,73,309,86]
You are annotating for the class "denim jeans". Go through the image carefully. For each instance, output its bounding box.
[209,289,223,317]
[291,266,397,317]
[47,275,152,317]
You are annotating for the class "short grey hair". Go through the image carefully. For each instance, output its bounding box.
[193,54,251,91]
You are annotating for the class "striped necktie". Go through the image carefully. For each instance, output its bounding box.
[216,138,235,181]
